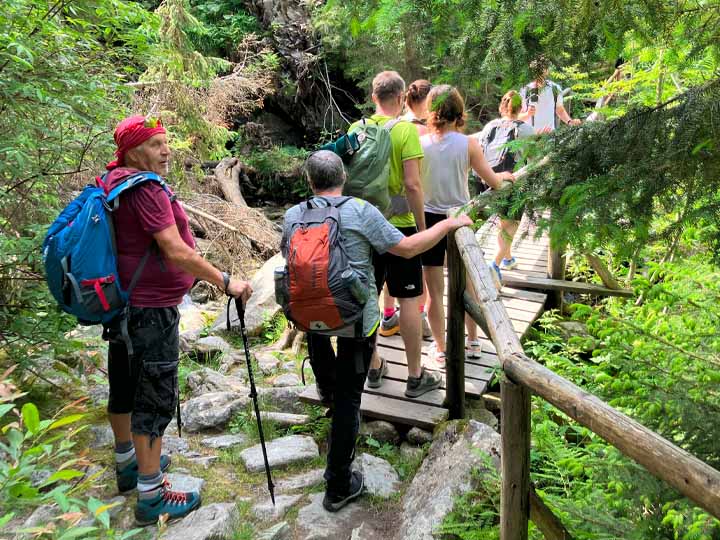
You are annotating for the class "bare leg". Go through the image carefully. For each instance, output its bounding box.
[465,274,479,342]
[109,413,132,445]
[382,285,394,314]
[423,266,446,352]
[495,219,519,265]
[132,434,163,476]
[399,296,423,378]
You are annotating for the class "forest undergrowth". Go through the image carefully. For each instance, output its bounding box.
[439,253,720,540]
[2,0,720,538]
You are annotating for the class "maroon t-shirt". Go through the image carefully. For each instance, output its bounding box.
[104,167,195,307]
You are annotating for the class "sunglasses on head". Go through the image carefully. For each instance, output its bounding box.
[143,116,163,129]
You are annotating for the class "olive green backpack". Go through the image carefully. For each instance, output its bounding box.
[321,118,404,218]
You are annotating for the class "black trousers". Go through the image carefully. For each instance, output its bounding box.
[307,331,377,495]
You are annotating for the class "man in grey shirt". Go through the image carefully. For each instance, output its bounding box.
[282,151,470,512]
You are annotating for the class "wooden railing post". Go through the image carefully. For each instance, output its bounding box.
[547,241,566,311]
[501,377,531,540]
[445,232,466,419]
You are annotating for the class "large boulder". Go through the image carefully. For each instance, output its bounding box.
[394,420,500,540]
[257,521,291,540]
[276,468,325,493]
[252,494,303,521]
[239,435,318,473]
[160,503,237,540]
[353,453,400,498]
[257,386,305,413]
[186,368,248,398]
[201,434,249,450]
[191,336,232,362]
[359,421,400,445]
[295,493,381,540]
[181,392,249,432]
[213,253,285,336]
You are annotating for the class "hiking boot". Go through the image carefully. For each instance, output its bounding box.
[379,309,400,337]
[134,478,201,526]
[405,368,443,398]
[421,311,433,339]
[322,470,364,512]
[366,358,388,389]
[117,454,172,494]
[500,257,518,271]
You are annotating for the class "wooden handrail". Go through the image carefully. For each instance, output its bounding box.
[452,224,720,527]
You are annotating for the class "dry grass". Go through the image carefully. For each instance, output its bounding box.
[182,192,280,280]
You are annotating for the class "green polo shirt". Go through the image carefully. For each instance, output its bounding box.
[349,114,424,228]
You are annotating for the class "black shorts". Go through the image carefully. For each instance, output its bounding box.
[373,226,424,298]
[104,306,180,440]
[420,211,447,267]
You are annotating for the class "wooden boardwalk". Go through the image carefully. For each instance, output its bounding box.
[299,216,548,429]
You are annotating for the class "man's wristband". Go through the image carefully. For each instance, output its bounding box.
[221,272,230,294]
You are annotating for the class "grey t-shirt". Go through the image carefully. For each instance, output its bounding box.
[282,196,404,336]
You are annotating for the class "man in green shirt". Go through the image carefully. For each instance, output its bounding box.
[351,71,441,397]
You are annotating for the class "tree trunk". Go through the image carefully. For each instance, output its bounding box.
[214,157,247,207]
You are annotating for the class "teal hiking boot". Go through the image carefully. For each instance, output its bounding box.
[117,454,172,494]
[134,479,201,526]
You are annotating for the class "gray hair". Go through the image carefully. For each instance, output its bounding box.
[305,150,346,191]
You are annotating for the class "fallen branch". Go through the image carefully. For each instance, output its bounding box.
[585,253,622,290]
[181,202,239,232]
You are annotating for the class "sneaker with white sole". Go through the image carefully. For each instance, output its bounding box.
[366,358,388,389]
[500,257,518,270]
[465,339,483,359]
[379,309,400,337]
[490,261,502,285]
[425,341,446,368]
[421,311,433,338]
[405,368,443,398]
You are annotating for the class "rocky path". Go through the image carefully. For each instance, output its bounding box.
[12,258,502,540]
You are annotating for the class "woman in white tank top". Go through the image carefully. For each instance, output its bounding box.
[419,85,515,364]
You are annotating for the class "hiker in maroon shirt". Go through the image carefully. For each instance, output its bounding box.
[101,115,252,525]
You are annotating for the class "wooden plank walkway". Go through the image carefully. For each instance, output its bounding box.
[299,215,548,429]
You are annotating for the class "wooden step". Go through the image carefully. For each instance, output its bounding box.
[299,385,449,430]
[500,273,634,297]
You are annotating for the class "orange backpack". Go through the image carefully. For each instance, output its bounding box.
[276,197,368,336]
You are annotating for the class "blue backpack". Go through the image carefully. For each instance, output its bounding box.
[43,172,171,338]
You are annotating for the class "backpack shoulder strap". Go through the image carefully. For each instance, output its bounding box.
[384,118,403,132]
[105,172,170,210]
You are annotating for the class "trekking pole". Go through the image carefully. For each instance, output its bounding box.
[227,296,275,505]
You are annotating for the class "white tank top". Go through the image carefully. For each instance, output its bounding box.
[420,131,470,214]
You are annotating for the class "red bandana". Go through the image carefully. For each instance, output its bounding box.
[106,115,166,170]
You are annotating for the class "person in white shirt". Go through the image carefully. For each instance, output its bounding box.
[419,85,514,364]
[519,55,581,132]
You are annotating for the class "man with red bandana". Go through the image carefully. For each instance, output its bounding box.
[101,115,252,525]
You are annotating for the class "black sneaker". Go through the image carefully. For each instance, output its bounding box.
[322,470,364,512]
[405,368,442,398]
[366,358,388,389]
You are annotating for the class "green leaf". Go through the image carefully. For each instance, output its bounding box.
[48,414,85,431]
[21,403,40,434]
[57,526,99,540]
[0,404,15,420]
[40,469,85,486]
[0,512,15,528]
